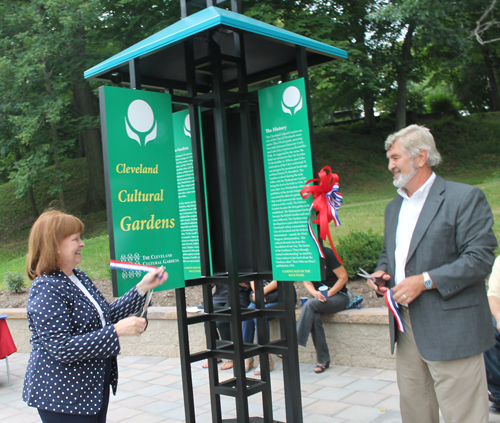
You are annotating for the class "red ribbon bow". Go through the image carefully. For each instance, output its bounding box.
[300,166,342,259]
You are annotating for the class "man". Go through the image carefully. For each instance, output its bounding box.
[368,124,498,423]
[484,256,500,413]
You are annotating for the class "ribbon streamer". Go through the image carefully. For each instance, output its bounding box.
[384,289,406,332]
[110,260,163,278]
[300,166,343,258]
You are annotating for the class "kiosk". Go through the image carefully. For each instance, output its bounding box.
[85,1,347,421]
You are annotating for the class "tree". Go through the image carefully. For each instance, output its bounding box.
[307,0,388,128]
[369,0,479,129]
[475,0,500,44]
[0,1,78,216]
[0,0,187,215]
[435,0,500,112]
[243,0,390,128]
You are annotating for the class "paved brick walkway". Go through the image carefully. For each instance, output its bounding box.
[2,353,500,422]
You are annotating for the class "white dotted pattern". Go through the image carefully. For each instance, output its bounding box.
[22,268,145,414]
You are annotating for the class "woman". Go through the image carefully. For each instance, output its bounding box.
[242,280,279,375]
[22,210,168,422]
[296,246,348,373]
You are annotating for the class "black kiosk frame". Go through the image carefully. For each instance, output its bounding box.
[85,1,347,422]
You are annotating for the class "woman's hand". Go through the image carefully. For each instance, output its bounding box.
[251,292,267,303]
[114,316,147,337]
[314,290,327,302]
[136,266,168,294]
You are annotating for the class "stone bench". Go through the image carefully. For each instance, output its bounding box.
[0,306,394,370]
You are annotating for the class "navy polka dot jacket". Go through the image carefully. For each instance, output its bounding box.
[23,268,146,414]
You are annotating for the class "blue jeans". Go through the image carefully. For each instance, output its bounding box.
[484,317,500,400]
[242,301,278,344]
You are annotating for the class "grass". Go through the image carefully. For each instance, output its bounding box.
[0,158,109,259]
[77,235,113,281]
[0,112,499,290]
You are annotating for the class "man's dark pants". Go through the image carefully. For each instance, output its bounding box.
[484,317,500,402]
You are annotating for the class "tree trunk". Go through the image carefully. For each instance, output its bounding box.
[27,186,39,219]
[363,90,376,128]
[78,132,86,158]
[395,78,407,131]
[38,4,66,211]
[482,48,500,111]
[72,78,107,213]
[54,157,66,210]
[395,23,415,131]
[43,64,66,210]
[71,24,106,213]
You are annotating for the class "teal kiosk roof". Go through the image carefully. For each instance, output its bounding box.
[84,6,347,91]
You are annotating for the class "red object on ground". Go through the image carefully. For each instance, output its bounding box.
[0,317,17,359]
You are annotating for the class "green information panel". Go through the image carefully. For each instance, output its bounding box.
[172,110,202,280]
[259,78,321,281]
[100,86,185,296]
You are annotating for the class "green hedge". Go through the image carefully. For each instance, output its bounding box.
[336,229,384,279]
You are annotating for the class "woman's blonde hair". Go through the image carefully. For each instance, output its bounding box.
[26,210,84,280]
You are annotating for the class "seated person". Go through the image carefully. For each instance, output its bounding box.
[203,282,251,370]
[484,256,500,413]
[296,246,348,373]
[242,280,279,374]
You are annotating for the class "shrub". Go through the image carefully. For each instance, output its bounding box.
[4,271,26,293]
[427,93,459,114]
[335,229,384,279]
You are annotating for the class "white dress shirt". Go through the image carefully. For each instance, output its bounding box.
[395,172,436,285]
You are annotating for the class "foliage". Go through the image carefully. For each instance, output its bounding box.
[0,157,100,261]
[427,93,459,113]
[0,0,498,202]
[3,270,26,293]
[335,230,384,279]
[0,0,183,214]
[242,0,500,128]
[376,81,429,116]
[0,113,499,287]
[0,0,91,209]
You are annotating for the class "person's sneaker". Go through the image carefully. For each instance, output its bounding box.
[490,391,500,414]
[490,403,500,414]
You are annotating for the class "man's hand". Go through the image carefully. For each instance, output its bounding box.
[392,274,426,304]
[367,270,390,294]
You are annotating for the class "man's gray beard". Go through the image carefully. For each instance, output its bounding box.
[393,163,418,188]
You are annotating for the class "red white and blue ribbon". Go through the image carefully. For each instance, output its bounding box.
[384,289,406,332]
[110,260,163,278]
[300,166,343,259]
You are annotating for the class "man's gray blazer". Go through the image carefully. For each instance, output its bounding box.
[377,174,498,361]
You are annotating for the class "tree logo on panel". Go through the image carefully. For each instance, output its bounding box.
[125,99,158,146]
[184,113,191,137]
[282,86,303,115]
[119,252,142,279]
